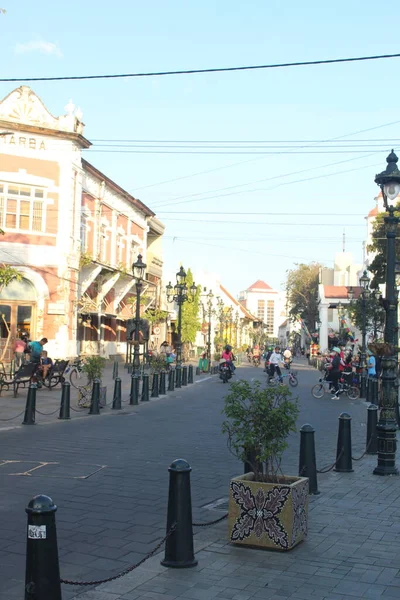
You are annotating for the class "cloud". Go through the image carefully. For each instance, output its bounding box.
[14,40,62,58]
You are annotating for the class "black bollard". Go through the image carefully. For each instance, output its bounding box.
[334,412,353,472]
[159,371,167,395]
[22,384,37,425]
[112,360,117,379]
[366,377,371,403]
[161,459,197,568]
[175,365,182,388]
[58,381,71,420]
[112,377,122,409]
[182,366,188,386]
[89,378,101,415]
[366,404,378,455]
[127,364,133,374]
[371,378,379,407]
[299,424,319,495]
[168,370,175,392]
[188,365,194,384]
[141,373,150,402]
[25,494,62,600]
[195,366,200,376]
[129,374,139,405]
[360,373,367,399]
[151,373,160,398]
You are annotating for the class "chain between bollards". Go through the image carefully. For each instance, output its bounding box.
[316,448,345,474]
[192,513,228,527]
[352,438,373,461]
[60,524,177,587]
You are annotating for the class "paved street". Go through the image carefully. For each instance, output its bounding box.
[0,359,395,600]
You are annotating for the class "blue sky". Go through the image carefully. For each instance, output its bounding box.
[1,0,399,294]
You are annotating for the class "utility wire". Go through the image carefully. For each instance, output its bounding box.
[2,52,400,83]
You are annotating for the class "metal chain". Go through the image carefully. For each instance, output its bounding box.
[60,523,176,586]
[316,448,345,474]
[36,407,60,416]
[0,409,26,421]
[192,513,228,527]
[352,438,373,461]
[70,405,87,413]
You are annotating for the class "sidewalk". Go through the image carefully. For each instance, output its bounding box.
[0,362,212,432]
[74,451,400,600]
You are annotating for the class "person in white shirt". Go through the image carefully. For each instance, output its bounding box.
[269,347,283,382]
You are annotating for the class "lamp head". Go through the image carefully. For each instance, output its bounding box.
[132,254,146,281]
[375,150,400,208]
[176,266,186,285]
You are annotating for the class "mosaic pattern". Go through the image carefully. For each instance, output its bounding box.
[230,481,290,549]
[291,479,308,545]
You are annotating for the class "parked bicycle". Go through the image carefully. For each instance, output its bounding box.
[311,374,360,400]
[64,358,90,389]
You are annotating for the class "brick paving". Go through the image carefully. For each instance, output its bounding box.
[0,359,398,600]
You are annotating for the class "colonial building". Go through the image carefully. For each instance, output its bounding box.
[238,279,286,338]
[0,86,164,361]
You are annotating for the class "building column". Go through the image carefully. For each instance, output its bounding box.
[319,303,329,352]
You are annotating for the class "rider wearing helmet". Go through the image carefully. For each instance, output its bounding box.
[221,345,236,373]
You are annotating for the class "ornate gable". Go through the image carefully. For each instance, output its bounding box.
[0,86,85,134]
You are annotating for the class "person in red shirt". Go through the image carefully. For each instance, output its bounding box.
[221,345,236,373]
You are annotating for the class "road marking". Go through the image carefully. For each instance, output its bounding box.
[195,377,213,383]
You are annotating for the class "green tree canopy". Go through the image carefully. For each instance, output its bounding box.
[286,262,321,330]
[347,294,385,340]
[181,268,201,343]
[0,264,22,292]
[367,200,400,288]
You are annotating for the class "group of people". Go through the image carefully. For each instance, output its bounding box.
[323,346,378,400]
[13,334,52,383]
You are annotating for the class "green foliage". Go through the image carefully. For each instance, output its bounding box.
[144,308,168,324]
[181,268,201,343]
[347,294,385,339]
[82,355,106,381]
[0,264,22,291]
[367,202,400,288]
[150,354,168,372]
[286,262,321,330]
[79,252,93,268]
[221,380,299,482]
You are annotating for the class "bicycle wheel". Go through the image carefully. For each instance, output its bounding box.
[347,386,360,400]
[289,375,298,387]
[42,375,60,389]
[311,383,325,399]
[268,377,278,387]
[70,368,90,389]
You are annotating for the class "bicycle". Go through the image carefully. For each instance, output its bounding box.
[267,369,298,387]
[311,375,360,400]
[64,358,90,389]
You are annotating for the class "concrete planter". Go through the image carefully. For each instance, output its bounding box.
[228,473,309,551]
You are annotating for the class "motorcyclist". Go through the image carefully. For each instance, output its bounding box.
[283,347,292,370]
[221,345,236,373]
[263,346,273,372]
[268,346,284,383]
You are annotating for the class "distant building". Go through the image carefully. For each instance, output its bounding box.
[238,279,286,338]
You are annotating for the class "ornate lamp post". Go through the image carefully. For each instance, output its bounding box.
[373,150,400,476]
[359,270,370,399]
[337,301,344,342]
[217,298,225,346]
[234,310,239,348]
[227,306,233,345]
[166,266,198,387]
[132,254,146,374]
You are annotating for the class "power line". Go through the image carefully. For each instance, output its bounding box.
[2,52,400,83]
[161,218,364,226]
[88,149,389,155]
[92,138,400,144]
[158,211,366,216]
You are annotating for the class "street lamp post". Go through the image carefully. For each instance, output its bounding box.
[166,266,198,387]
[132,254,147,375]
[359,270,370,399]
[217,298,225,346]
[205,290,214,371]
[373,150,400,476]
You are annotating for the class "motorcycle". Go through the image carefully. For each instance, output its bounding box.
[219,361,233,383]
[252,355,260,367]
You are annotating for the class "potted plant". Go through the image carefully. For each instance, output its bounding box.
[222,379,308,551]
[82,355,106,382]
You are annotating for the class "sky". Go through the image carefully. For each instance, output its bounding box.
[0,0,399,295]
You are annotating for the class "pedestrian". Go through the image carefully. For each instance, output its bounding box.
[328,347,341,399]
[159,341,171,355]
[13,335,26,369]
[28,338,48,365]
[268,346,284,383]
[367,349,377,378]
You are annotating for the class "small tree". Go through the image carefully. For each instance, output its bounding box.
[286,262,321,331]
[181,268,201,344]
[222,380,299,483]
[82,356,106,382]
[347,295,385,340]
